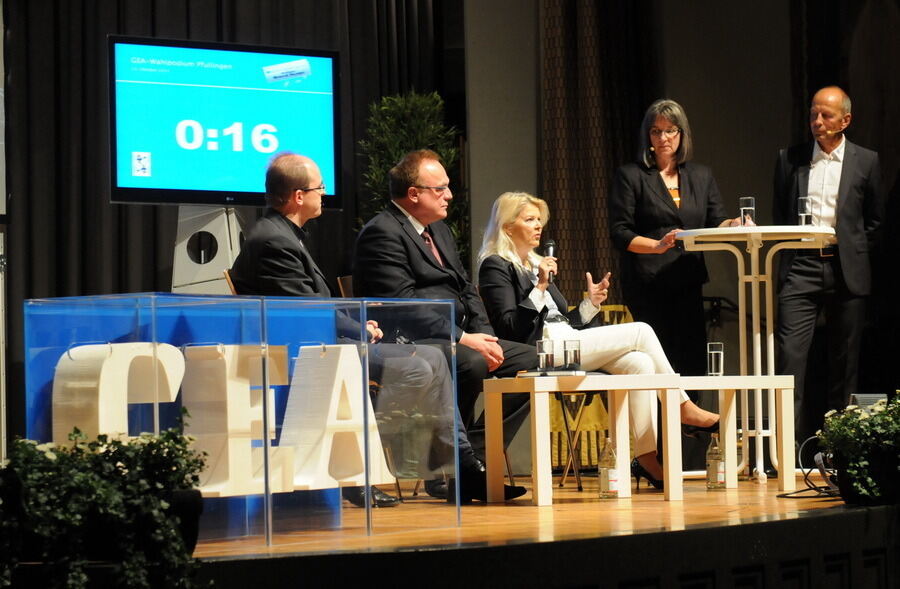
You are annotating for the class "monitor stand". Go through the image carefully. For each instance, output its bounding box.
[171,206,255,294]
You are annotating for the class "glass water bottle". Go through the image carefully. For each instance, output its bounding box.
[706,433,725,490]
[598,433,618,499]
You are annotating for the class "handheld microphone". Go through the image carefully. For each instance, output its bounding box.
[544,240,557,283]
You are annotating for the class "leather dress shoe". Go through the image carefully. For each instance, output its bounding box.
[424,478,449,500]
[342,486,400,508]
[453,458,527,503]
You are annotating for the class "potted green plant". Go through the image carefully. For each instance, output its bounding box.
[817,395,900,505]
[0,423,207,588]
[357,91,470,266]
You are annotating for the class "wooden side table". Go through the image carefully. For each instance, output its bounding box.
[679,375,795,491]
[483,374,683,505]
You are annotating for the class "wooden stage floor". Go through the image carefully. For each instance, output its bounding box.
[194,473,844,561]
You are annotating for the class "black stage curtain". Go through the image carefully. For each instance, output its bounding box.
[790,0,900,396]
[3,0,452,440]
[538,0,659,305]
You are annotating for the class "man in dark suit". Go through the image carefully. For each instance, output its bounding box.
[773,86,885,439]
[353,150,536,497]
[230,154,335,297]
[231,153,482,505]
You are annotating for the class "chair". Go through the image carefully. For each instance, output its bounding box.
[602,303,633,325]
[223,269,237,295]
[337,275,354,298]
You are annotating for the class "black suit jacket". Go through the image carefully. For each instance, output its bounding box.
[230,208,371,346]
[353,204,493,341]
[608,161,728,297]
[772,139,884,296]
[230,209,332,297]
[477,254,603,346]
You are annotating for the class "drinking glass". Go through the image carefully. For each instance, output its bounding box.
[739,197,755,226]
[707,342,724,376]
[536,339,555,371]
[563,340,581,369]
[798,197,813,225]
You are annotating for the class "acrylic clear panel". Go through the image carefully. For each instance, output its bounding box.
[24,293,269,550]
[24,293,460,555]
[257,296,459,547]
[361,298,460,534]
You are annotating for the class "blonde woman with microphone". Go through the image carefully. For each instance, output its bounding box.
[477,191,719,489]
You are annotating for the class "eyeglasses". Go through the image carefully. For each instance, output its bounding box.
[649,127,680,138]
[297,184,326,193]
[415,185,450,195]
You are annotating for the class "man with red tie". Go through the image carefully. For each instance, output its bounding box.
[354,149,534,502]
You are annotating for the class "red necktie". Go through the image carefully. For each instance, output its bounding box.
[422,229,444,267]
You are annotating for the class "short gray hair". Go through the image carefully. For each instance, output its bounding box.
[265,152,312,209]
[638,99,693,167]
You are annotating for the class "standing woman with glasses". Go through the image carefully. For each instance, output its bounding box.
[608,99,742,377]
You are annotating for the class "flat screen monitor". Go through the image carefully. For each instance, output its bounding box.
[109,36,340,207]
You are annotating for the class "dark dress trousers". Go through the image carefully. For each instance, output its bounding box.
[608,161,728,376]
[354,205,537,445]
[477,254,602,346]
[772,140,884,438]
[230,208,470,466]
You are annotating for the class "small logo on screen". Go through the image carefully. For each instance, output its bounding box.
[262,59,311,84]
[132,152,151,177]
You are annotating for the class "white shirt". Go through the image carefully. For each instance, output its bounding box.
[525,265,600,337]
[808,137,845,229]
[392,200,427,234]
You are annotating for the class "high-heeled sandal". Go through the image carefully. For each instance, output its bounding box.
[682,419,720,438]
[630,458,664,490]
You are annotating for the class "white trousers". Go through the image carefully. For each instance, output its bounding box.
[546,321,688,456]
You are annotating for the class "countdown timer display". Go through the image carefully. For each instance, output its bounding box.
[109,37,339,206]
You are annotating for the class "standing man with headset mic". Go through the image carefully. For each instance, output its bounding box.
[773,86,885,441]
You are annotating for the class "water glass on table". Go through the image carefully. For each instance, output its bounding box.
[706,342,724,376]
[536,339,555,371]
[739,197,755,226]
[798,197,813,225]
[563,340,581,370]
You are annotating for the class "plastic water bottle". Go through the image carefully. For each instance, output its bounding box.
[598,434,618,499]
[706,433,725,490]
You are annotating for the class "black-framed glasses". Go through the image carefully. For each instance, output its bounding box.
[649,128,680,138]
[298,184,326,193]
[415,185,450,194]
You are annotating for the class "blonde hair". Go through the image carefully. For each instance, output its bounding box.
[477,191,550,275]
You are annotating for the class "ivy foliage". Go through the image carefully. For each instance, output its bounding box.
[0,424,207,588]
[357,91,470,266]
